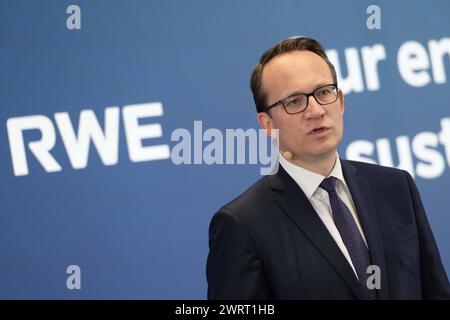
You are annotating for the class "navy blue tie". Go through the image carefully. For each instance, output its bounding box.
[320,176,377,300]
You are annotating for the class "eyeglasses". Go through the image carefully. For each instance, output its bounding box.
[265,84,338,115]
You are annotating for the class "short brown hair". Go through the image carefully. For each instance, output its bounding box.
[250,37,338,113]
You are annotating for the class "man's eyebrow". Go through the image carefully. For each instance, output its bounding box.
[282,83,332,98]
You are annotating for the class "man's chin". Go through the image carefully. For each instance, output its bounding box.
[308,146,338,160]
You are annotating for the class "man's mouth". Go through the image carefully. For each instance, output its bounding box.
[308,126,331,136]
[310,126,328,133]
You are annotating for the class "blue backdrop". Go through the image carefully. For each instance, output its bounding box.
[0,0,449,299]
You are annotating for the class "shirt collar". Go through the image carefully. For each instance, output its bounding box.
[279,152,348,199]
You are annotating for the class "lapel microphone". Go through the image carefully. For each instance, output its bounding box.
[282,150,293,160]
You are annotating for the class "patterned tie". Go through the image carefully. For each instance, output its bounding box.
[320,176,378,300]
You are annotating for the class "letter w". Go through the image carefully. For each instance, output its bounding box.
[54,107,120,169]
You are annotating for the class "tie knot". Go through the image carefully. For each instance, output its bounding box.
[320,176,337,194]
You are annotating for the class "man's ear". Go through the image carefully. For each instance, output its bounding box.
[257,112,273,137]
[338,88,345,114]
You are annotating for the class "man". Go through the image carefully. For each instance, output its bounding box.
[206,37,450,299]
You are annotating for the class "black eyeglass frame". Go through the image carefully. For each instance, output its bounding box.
[265,83,339,114]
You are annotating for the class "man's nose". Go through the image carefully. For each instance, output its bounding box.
[305,96,325,119]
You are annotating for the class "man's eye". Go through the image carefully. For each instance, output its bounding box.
[317,89,331,97]
[287,96,303,106]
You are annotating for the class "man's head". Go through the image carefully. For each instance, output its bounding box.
[250,37,344,166]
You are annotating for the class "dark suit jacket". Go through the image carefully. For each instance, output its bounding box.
[206,160,450,299]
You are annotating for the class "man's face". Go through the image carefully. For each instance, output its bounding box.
[258,50,344,164]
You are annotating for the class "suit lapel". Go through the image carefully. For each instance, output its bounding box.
[268,164,365,299]
[341,160,389,299]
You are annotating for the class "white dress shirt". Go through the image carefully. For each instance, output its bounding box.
[279,152,368,279]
